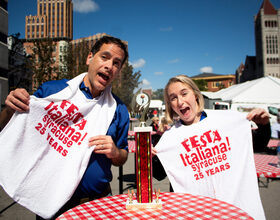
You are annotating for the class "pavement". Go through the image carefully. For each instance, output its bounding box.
[1,119,280,219]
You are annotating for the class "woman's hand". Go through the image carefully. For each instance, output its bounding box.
[246,108,270,125]
[151,146,157,157]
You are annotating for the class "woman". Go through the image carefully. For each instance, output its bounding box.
[153,74,270,157]
[150,116,159,131]
[157,117,171,135]
[153,75,270,220]
[150,116,161,146]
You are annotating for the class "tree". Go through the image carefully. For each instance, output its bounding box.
[8,33,32,92]
[152,89,164,101]
[60,39,90,80]
[112,61,141,110]
[28,38,57,92]
[76,40,89,74]
[193,79,207,91]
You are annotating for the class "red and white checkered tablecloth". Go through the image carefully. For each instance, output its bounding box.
[254,154,280,178]
[267,139,280,148]
[128,140,136,153]
[57,192,253,219]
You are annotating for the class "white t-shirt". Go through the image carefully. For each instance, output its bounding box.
[0,73,116,219]
[156,110,265,220]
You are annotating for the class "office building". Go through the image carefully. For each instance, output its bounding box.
[0,0,8,109]
[25,0,73,40]
[237,0,280,83]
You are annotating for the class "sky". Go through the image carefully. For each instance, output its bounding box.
[8,0,280,91]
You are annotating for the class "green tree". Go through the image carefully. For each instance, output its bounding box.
[8,33,32,92]
[28,38,57,91]
[76,40,89,74]
[193,79,207,91]
[152,89,164,101]
[60,40,89,79]
[112,61,141,110]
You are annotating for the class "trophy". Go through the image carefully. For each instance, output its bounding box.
[126,90,162,210]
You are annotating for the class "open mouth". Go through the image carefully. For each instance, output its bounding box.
[180,107,190,115]
[98,72,110,81]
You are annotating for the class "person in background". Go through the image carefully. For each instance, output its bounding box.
[150,116,159,132]
[271,111,280,139]
[152,116,171,189]
[150,116,160,146]
[153,109,158,117]
[0,36,129,219]
[157,117,171,135]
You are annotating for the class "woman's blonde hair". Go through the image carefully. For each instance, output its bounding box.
[164,74,204,123]
[151,116,159,123]
[158,117,169,133]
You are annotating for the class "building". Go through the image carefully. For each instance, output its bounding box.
[25,0,73,40]
[237,0,280,83]
[22,1,127,92]
[191,73,235,92]
[0,0,8,110]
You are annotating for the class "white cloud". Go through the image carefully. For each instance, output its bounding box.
[159,26,173,32]
[139,79,151,89]
[154,72,163,75]
[129,58,146,68]
[200,66,213,73]
[168,58,180,64]
[73,0,99,13]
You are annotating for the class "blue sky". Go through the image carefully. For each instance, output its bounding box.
[8,0,280,91]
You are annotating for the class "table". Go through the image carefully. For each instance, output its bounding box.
[254,154,280,178]
[128,140,136,153]
[57,192,253,219]
[267,139,280,148]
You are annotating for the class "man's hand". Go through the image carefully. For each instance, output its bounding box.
[89,135,128,166]
[5,88,30,113]
[0,88,30,131]
[246,108,270,125]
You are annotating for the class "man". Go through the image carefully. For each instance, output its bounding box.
[0,36,129,218]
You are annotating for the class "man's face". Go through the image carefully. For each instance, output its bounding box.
[84,43,125,98]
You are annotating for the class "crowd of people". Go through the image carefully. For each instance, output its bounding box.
[0,35,279,219]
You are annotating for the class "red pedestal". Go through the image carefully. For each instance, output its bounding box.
[134,128,153,203]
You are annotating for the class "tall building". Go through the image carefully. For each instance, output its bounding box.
[0,0,8,110]
[237,0,280,83]
[255,0,280,78]
[25,0,73,40]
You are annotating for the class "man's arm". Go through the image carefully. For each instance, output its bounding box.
[111,148,128,166]
[0,88,30,131]
[0,107,14,131]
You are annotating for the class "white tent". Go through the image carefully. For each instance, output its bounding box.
[202,76,280,123]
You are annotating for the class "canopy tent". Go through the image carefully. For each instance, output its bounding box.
[203,76,280,105]
[202,76,280,123]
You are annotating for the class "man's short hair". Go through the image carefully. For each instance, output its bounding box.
[90,36,128,67]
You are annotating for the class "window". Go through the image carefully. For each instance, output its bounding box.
[212,81,223,88]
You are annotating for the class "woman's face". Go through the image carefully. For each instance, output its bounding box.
[167,82,200,125]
